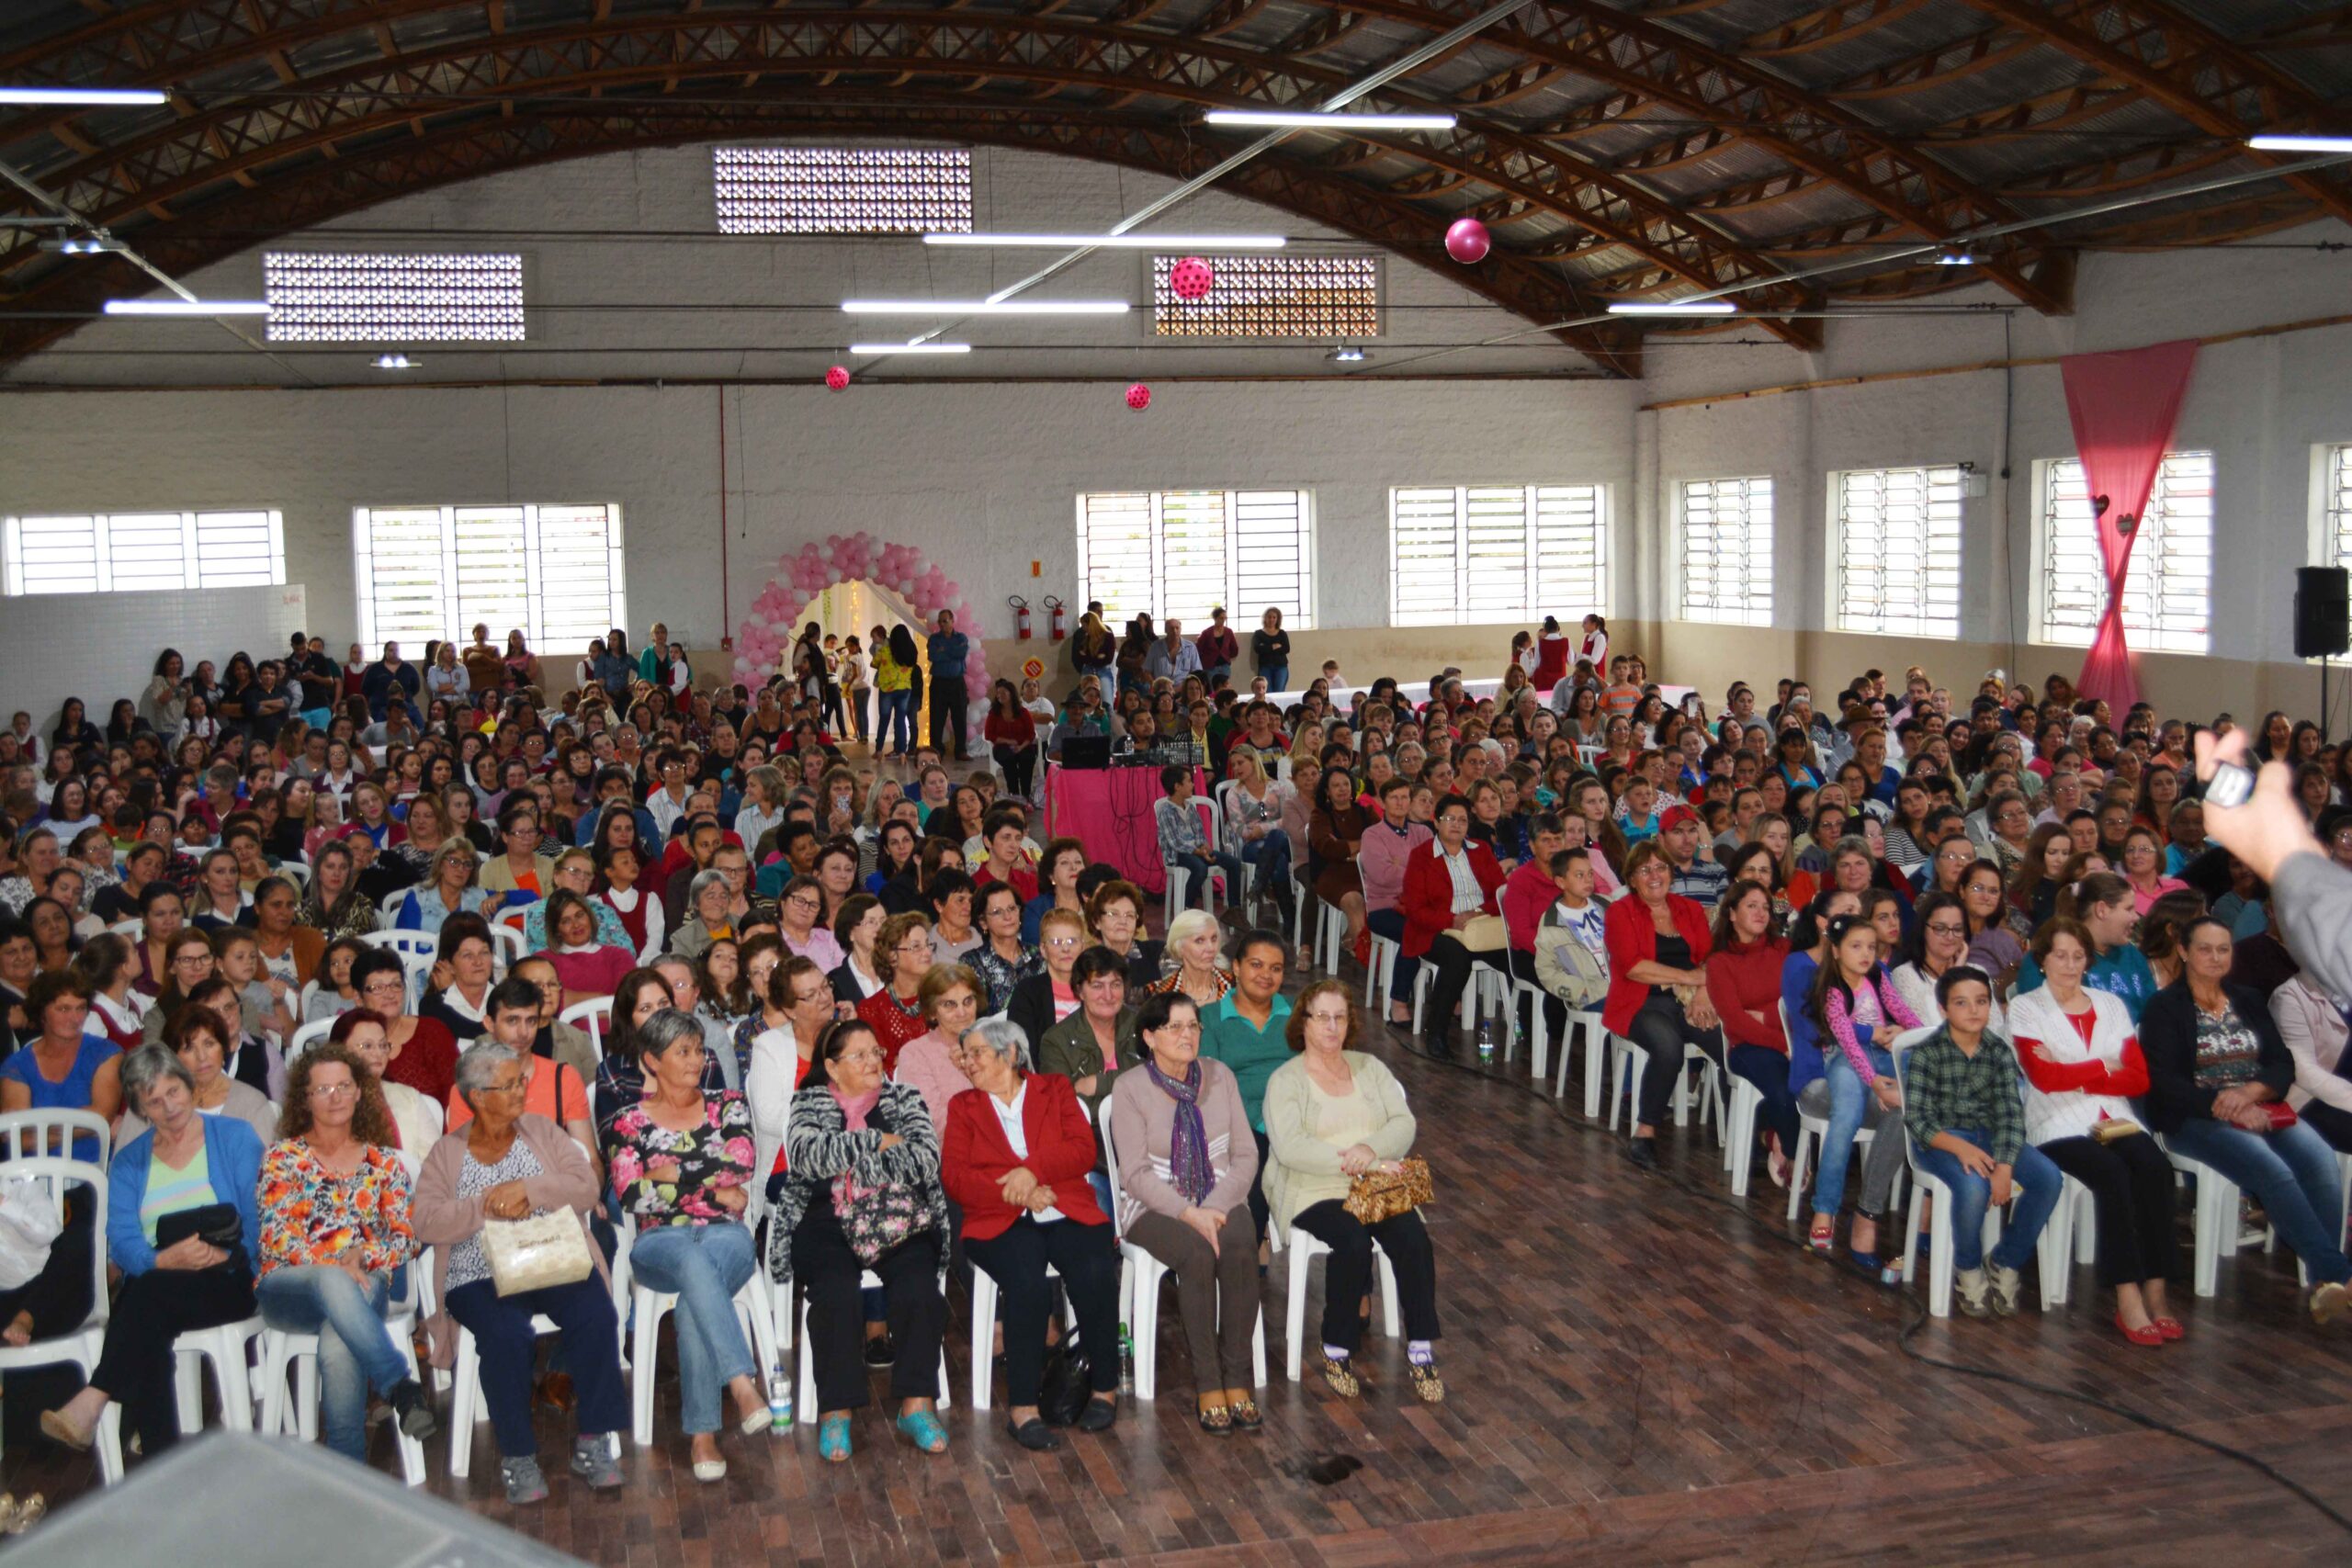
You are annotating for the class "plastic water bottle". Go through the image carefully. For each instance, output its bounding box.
[768,1363,794,1430]
[1117,1324,1135,1395]
[1476,1019,1496,1066]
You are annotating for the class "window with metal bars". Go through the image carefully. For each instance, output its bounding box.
[1387,484,1608,627]
[2037,451,2211,655]
[1678,476,1774,626]
[1075,490,1312,631]
[1831,466,1963,638]
[3,510,284,596]
[352,503,628,653]
[263,252,525,343]
[1149,254,1379,339]
[711,147,972,234]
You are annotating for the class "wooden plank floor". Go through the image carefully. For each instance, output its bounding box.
[8,1010,2351,1565]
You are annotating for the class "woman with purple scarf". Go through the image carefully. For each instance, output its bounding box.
[1107,990,1265,1435]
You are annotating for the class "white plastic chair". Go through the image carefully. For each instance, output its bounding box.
[1277,1218,1400,1382]
[275,861,311,889]
[0,1109,113,1164]
[287,1016,336,1062]
[1604,1034,1718,1137]
[0,1159,110,1474]
[624,1217,786,1447]
[447,1313,560,1478]
[93,1316,266,1484]
[967,1260,1077,1412]
[1364,931,1399,1014]
[1098,1108,1265,1400]
[1891,1031,2067,1317]
[1548,1007,1607,1119]
[560,997,613,1063]
[791,1270,951,1425]
[1161,799,1229,928]
[1408,963,1506,1039]
[378,889,413,921]
[1503,976,1550,1081]
[487,922,525,975]
[2158,1136,2253,1298]
[255,1261,428,1485]
[107,918,144,942]
[1724,1073,1766,1198]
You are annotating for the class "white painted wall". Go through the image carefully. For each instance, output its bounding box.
[0,583,309,739]
[6,139,2352,726]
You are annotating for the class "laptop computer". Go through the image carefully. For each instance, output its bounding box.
[1061,734,1112,771]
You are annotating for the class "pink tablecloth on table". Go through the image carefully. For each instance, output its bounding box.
[1044,765,1204,896]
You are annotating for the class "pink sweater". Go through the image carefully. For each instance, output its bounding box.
[1357,819,1430,912]
[1820,970,1921,1083]
[894,1030,977,1135]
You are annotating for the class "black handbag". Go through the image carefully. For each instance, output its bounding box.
[155,1202,243,1268]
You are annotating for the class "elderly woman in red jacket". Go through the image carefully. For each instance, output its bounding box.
[1603,840,1724,1169]
[941,1016,1122,1451]
[1399,793,1508,1058]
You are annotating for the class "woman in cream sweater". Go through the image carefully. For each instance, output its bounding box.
[1262,979,1442,1404]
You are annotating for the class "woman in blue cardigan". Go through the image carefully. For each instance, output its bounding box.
[40,1042,265,1458]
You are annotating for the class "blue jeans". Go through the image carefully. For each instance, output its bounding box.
[628,1222,758,1434]
[256,1265,411,1461]
[1814,1045,1894,1222]
[2165,1115,2352,1286]
[877,688,912,753]
[1368,908,1416,1002]
[1912,1130,2063,1272]
[1171,850,1245,912]
[1261,664,1288,694]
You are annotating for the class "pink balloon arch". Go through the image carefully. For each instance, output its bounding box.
[729,532,989,703]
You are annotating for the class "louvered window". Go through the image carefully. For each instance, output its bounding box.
[353,503,627,652]
[3,510,283,595]
[1679,476,1774,626]
[2038,452,2211,654]
[1832,466,1962,637]
[1388,484,1608,626]
[1076,490,1312,629]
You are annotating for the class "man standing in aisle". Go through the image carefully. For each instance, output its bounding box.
[927,609,972,761]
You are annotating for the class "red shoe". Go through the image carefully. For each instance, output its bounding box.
[1351,930,1370,967]
[2150,1316,2186,1341]
[2115,1312,2165,1348]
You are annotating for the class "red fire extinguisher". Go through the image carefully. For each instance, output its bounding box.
[1009,594,1033,640]
[1045,595,1067,641]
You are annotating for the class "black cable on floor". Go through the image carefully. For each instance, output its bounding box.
[1371,1009,2352,1535]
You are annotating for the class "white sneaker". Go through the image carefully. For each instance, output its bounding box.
[1986,1264,2023,1317]
[1953,1267,1992,1318]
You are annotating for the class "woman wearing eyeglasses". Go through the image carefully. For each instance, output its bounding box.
[254,1041,437,1462]
[854,912,935,1074]
[1891,892,2006,1032]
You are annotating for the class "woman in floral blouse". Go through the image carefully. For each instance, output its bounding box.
[602,1008,766,1483]
[255,1041,436,1462]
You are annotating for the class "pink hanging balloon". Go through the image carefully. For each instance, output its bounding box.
[824,365,850,391]
[1444,217,1491,265]
[1170,256,1215,300]
[1125,382,1151,412]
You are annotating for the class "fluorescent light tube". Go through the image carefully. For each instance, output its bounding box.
[922,232,1287,249]
[841,299,1128,315]
[0,85,170,106]
[1606,300,1737,316]
[2248,134,2352,152]
[1205,110,1455,130]
[849,342,974,355]
[102,299,273,316]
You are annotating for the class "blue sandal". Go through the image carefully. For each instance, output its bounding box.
[894,1409,949,1455]
[818,1413,852,1463]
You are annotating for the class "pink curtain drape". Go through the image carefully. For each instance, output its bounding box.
[2059,339,2199,711]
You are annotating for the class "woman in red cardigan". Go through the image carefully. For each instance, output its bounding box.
[941,1017,1122,1450]
[1399,794,1508,1057]
[1704,879,1796,1187]
[1602,840,1724,1168]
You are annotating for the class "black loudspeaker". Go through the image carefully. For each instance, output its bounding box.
[2296,567,2350,659]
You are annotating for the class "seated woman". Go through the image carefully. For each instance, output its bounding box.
[414,1040,627,1504]
[346,947,459,1108]
[255,1040,438,1461]
[602,1009,770,1479]
[594,967,727,1132]
[397,842,501,934]
[1038,945,1138,1145]
[115,1000,278,1150]
[1020,839,1088,948]
[2009,920,2178,1345]
[303,936,368,1022]
[1108,990,1264,1435]
[746,956,836,1190]
[333,1008,442,1160]
[416,913,499,1044]
[295,840,379,942]
[0,970,121,1170]
[2141,917,2352,1326]
[894,964,983,1136]
[1399,793,1509,1057]
[942,1018,1123,1449]
[73,932,149,1050]
[967,883,1036,1016]
[521,849,629,953]
[1085,880,1163,995]
[1601,840,1723,1168]
[1956,857,2028,990]
[2013,872,2158,1023]
[1306,766,1373,956]
[2269,971,2352,1152]
[670,870,737,964]
[1262,981,1442,1403]
[1793,906,1917,1277]
[773,1018,953,1463]
[1005,907,1086,1051]
[39,1043,264,1457]
[537,890,634,1004]
[1147,909,1232,1009]
[775,875,845,971]
[854,912,935,1072]
[1705,879,1796,1189]
[1892,891,2007,1033]
[1899,966,2061,1318]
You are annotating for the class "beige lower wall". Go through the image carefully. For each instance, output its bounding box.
[659,622,2324,726]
